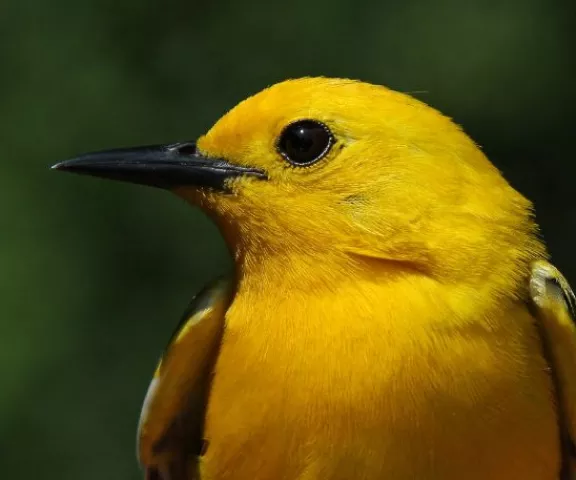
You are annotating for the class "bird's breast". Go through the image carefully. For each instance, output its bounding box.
[200,291,559,480]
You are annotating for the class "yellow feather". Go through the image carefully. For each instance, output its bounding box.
[175,78,561,478]
[65,77,569,479]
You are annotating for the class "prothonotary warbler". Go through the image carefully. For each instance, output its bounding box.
[53,78,576,480]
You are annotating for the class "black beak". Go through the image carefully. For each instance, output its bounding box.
[52,142,266,191]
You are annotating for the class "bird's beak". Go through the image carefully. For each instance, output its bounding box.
[52,142,267,191]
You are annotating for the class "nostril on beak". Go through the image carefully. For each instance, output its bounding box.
[171,142,197,156]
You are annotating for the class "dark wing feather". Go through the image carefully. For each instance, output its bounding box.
[138,276,234,479]
[530,261,576,479]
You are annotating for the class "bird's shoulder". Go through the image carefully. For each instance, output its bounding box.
[529,260,576,478]
[137,275,235,477]
[163,276,234,357]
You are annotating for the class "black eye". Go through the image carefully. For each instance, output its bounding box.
[277,120,333,166]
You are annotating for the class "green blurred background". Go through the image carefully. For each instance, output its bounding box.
[1,0,574,478]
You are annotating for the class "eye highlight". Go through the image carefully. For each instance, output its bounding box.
[277,120,334,166]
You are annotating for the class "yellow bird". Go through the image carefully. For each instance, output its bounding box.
[54,78,576,480]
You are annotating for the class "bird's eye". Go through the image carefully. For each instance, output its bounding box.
[277,120,333,166]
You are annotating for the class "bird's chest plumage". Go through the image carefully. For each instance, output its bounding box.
[200,293,560,480]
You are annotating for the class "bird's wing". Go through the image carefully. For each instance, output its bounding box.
[529,260,576,477]
[137,276,234,480]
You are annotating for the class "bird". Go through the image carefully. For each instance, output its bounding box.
[53,77,576,480]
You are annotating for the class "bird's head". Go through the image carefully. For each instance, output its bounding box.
[54,78,544,286]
